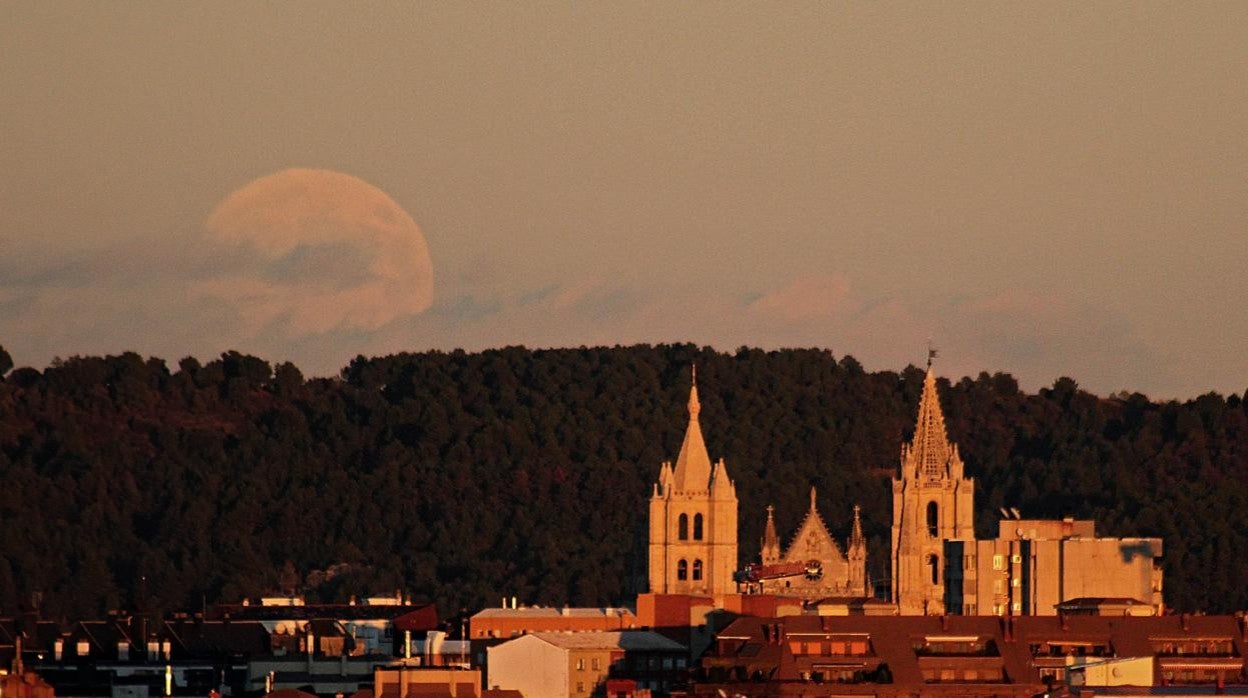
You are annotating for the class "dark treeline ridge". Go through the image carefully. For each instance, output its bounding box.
[1,344,1246,620]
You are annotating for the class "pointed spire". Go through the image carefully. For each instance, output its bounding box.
[850,504,865,549]
[907,365,955,480]
[761,505,781,564]
[688,363,701,418]
[672,366,712,491]
[809,486,818,512]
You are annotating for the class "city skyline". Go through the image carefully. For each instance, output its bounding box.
[4,3,1247,398]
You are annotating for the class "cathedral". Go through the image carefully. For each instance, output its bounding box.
[647,368,866,600]
[647,360,1163,615]
[746,489,868,599]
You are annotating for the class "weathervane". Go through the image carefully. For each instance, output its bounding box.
[926,339,938,369]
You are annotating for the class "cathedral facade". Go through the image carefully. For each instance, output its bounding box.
[747,489,868,599]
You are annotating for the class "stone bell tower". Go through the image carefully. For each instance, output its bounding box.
[648,367,738,596]
[891,359,975,614]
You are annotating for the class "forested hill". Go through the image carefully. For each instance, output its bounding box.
[0,344,1246,619]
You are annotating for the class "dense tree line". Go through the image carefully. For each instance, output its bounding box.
[0,344,1245,620]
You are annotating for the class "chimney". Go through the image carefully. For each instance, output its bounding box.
[511,596,517,610]
[1182,613,1191,631]
[940,615,949,631]
[1060,611,1069,632]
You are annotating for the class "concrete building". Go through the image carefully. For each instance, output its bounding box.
[647,369,738,597]
[945,518,1164,617]
[470,606,638,641]
[486,631,686,698]
[372,664,481,698]
[468,605,639,679]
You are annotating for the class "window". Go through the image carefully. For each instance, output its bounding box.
[677,559,688,581]
[927,554,939,585]
[591,658,600,670]
[576,658,585,670]
[926,502,939,536]
[993,578,1005,594]
[678,514,688,540]
[576,682,584,693]
[992,554,1005,570]
[1011,577,1020,588]
[693,513,704,540]
[1011,554,1022,564]
[692,559,703,581]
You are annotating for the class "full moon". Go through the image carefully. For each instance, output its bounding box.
[202,168,434,336]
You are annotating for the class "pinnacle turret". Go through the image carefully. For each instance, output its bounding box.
[850,504,865,550]
[761,504,781,565]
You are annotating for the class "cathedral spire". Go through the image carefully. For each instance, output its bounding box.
[905,364,955,480]
[850,504,865,549]
[672,365,712,491]
[761,505,781,564]
[809,486,818,512]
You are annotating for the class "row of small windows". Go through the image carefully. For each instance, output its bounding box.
[677,513,704,540]
[676,558,704,581]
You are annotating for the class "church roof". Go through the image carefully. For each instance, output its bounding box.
[782,487,845,562]
[672,366,713,491]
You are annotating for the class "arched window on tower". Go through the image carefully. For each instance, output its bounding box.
[692,559,703,581]
[678,514,688,540]
[928,554,940,585]
[926,501,939,537]
[693,513,704,540]
[677,559,688,581]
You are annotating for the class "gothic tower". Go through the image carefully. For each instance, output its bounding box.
[760,505,781,566]
[848,504,868,596]
[891,363,975,614]
[648,368,739,596]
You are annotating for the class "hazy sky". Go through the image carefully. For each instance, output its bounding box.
[2,3,1245,398]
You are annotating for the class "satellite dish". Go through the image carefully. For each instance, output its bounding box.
[1010,507,1022,519]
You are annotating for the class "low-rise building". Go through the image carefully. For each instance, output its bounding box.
[487,631,685,698]
[689,613,1248,695]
